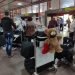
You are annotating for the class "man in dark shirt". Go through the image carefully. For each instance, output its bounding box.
[48,16,58,28]
[1,11,16,57]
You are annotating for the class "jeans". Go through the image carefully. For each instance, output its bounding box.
[5,32,13,56]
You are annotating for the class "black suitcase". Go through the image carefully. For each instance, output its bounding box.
[21,41,34,59]
[63,37,74,48]
[24,58,35,75]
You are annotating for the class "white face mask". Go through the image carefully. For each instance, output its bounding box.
[51,31,56,36]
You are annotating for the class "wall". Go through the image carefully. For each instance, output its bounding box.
[51,0,60,9]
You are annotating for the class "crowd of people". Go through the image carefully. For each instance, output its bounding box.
[48,15,75,40]
[0,11,75,58]
[0,11,42,57]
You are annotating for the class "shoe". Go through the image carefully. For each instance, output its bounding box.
[8,55,13,58]
[48,66,57,72]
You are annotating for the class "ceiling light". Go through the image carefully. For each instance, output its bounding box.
[17,3,23,6]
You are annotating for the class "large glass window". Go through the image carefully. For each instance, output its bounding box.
[40,2,47,12]
[43,2,47,12]
[60,0,74,8]
[40,3,43,12]
[26,6,32,13]
[21,8,25,15]
[32,4,39,13]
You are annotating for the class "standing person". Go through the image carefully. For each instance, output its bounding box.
[59,18,64,31]
[69,15,75,40]
[66,18,71,30]
[21,16,26,32]
[26,17,36,41]
[0,11,16,57]
[48,16,58,29]
[48,16,59,34]
[57,17,61,32]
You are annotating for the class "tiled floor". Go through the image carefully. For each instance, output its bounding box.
[0,49,75,75]
[0,48,75,75]
[0,26,75,75]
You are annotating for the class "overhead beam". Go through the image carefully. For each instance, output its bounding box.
[0,0,51,10]
[13,0,51,9]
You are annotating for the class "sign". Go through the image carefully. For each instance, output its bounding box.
[64,7,75,12]
[24,13,29,16]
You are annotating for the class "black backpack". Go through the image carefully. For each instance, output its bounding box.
[21,41,34,59]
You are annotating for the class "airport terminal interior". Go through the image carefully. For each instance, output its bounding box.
[0,0,75,75]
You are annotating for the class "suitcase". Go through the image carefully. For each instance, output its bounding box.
[62,37,74,62]
[63,37,74,48]
[20,41,34,59]
[24,58,35,75]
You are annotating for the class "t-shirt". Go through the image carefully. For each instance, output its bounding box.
[1,17,16,33]
[48,20,58,28]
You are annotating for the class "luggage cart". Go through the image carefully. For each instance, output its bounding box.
[22,36,54,75]
[35,47,54,75]
[32,33,54,75]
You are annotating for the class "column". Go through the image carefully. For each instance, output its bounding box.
[51,0,60,9]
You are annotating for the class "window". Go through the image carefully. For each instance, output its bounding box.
[21,8,25,15]
[32,4,39,13]
[26,6,32,13]
[60,0,74,8]
[40,2,47,12]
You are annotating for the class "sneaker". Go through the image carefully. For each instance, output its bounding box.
[8,55,13,58]
[48,66,57,72]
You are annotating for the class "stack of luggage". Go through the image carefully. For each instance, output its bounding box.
[21,40,35,75]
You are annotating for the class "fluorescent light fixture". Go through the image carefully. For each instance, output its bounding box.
[17,3,23,6]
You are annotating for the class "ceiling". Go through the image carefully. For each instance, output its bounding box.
[0,0,48,12]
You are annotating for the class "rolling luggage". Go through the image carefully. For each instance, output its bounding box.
[62,37,74,62]
[24,58,35,75]
[21,40,35,75]
[21,41,34,59]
